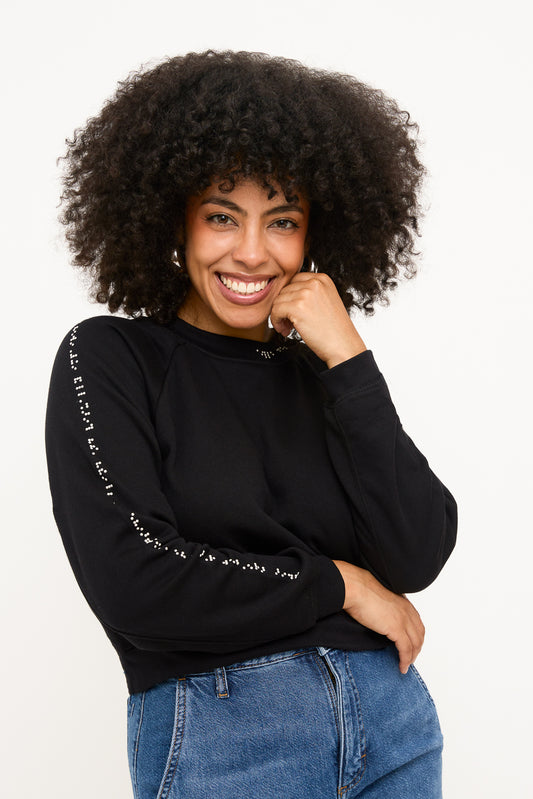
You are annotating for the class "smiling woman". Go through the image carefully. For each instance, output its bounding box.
[177,179,311,340]
[46,49,457,798]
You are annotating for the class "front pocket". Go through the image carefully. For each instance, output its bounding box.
[174,652,340,797]
[126,691,145,799]
[410,665,441,718]
[128,679,184,799]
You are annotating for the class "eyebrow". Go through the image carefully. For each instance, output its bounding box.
[199,196,305,216]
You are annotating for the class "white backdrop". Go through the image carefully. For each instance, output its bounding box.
[2,1,532,796]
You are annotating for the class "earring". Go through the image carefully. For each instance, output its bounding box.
[171,250,185,272]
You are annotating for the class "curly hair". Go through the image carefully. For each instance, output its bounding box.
[59,49,426,325]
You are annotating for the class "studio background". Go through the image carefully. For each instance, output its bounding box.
[2,1,531,796]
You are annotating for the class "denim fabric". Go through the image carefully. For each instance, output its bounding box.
[127,644,443,798]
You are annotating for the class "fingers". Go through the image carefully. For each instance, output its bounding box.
[269,314,293,337]
[391,631,414,675]
[333,562,426,675]
[269,272,331,326]
[269,272,365,366]
[270,291,308,329]
[390,601,425,674]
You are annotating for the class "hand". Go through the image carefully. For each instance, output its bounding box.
[269,272,367,368]
[332,560,425,674]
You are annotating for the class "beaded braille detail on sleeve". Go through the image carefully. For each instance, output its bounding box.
[69,326,115,501]
[68,323,300,582]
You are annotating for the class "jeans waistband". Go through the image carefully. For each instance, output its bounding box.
[209,646,332,698]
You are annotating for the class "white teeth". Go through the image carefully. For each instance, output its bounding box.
[220,275,269,295]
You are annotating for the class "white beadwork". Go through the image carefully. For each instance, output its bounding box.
[274,567,300,580]
[69,327,114,500]
[68,323,300,582]
[221,557,240,567]
[255,343,288,359]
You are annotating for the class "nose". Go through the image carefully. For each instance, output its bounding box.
[231,223,268,269]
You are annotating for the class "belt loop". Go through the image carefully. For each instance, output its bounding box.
[317,646,331,657]
[214,666,229,699]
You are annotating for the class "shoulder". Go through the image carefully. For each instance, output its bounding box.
[60,314,183,360]
[52,315,185,395]
[68,313,177,343]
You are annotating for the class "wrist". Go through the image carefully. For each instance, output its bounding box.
[325,341,367,370]
[332,559,367,610]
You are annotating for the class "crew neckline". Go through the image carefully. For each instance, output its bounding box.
[166,316,299,361]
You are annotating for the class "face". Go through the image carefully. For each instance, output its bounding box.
[177,178,310,342]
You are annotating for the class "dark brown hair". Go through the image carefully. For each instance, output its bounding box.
[60,49,426,325]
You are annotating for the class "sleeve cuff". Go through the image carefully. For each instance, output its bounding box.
[314,556,346,618]
[318,349,382,401]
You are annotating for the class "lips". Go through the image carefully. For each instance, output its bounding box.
[215,272,275,305]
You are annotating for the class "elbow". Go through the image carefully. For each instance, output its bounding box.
[390,563,447,595]
[387,491,458,595]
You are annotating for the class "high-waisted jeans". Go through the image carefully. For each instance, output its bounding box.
[127,644,443,798]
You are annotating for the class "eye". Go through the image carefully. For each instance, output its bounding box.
[207,213,235,226]
[271,218,298,230]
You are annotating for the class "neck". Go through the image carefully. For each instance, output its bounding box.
[176,307,278,344]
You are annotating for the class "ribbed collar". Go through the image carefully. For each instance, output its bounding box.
[167,316,299,362]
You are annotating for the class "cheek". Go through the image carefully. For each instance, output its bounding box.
[186,227,228,267]
[274,238,306,273]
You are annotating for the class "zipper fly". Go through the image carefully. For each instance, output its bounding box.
[323,655,337,691]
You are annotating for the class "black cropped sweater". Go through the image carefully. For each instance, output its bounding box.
[44,314,457,694]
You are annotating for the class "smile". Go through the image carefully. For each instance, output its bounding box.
[219,274,273,295]
[215,273,275,305]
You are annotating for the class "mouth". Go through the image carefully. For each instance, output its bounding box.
[215,272,275,304]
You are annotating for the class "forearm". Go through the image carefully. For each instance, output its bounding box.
[320,351,458,593]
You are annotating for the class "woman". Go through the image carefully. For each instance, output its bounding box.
[45,50,458,798]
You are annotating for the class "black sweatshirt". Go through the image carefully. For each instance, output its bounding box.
[44,314,457,694]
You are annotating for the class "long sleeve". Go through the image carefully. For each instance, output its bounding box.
[316,349,458,594]
[44,318,346,654]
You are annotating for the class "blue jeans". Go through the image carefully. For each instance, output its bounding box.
[127,644,443,798]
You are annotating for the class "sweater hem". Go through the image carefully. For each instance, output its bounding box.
[118,619,389,694]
